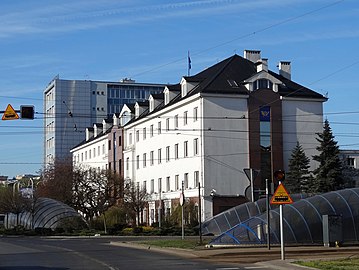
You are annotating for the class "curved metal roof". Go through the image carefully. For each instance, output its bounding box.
[5,197,81,229]
[209,188,359,245]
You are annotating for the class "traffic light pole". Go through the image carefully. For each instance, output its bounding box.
[266,179,271,250]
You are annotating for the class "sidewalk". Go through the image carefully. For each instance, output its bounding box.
[111,241,359,270]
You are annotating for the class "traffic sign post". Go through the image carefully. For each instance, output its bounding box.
[244,168,260,202]
[270,182,293,260]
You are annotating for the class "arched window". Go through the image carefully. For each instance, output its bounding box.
[254,79,273,90]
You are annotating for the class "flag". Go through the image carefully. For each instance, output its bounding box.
[188,51,191,76]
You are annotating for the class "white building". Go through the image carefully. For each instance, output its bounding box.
[122,51,327,223]
[71,119,112,171]
[44,77,165,165]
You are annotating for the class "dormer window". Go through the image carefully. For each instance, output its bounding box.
[254,79,273,90]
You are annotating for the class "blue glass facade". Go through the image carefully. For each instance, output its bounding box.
[107,84,163,116]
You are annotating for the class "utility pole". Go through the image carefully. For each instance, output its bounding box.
[198,181,202,244]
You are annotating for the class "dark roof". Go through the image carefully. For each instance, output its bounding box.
[136,101,149,106]
[151,93,164,99]
[124,54,325,125]
[166,84,181,91]
[186,54,325,99]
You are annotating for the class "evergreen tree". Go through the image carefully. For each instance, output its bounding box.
[286,142,311,193]
[312,119,343,192]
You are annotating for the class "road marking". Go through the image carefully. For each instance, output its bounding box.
[216,268,239,270]
[244,267,265,269]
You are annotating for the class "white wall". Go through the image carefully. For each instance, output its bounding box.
[281,98,324,171]
[202,95,249,198]
[71,135,108,171]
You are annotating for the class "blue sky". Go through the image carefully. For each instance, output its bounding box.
[0,0,358,178]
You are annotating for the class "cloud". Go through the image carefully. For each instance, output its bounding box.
[0,0,311,37]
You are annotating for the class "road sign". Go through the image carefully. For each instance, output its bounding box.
[270,183,293,205]
[179,192,185,206]
[2,104,19,120]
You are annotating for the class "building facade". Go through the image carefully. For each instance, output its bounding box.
[44,77,164,165]
[122,51,327,223]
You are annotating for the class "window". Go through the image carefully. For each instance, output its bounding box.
[194,138,199,155]
[98,146,100,156]
[347,157,355,167]
[150,179,154,193]
[129,133,132,145]
[166,146,170,162]
[150,125,154,137]
[108,140,112,151]
[174,115,178,129]
[136,130,140,142]
[184,141,188,157]
[89,150,91,159]
[158,148,162,164]
[175,175,179,190]
[143,127,146,140]
[194,171,199,187]
[158,178,162,193]
[93,148,96,158]
[143,181,147,192]
[174,144,179,159]
[166,118,170,131]
[184,173,189,189]
[158,121,161,134]
[254,79,273,90]
[102,144,105,154]
[193,107,198,122]
[118,135,122,146]
[184,111,188,125]
[126,157,129,171]
[136,155,140,169]
[85,151,87,160]
[143,153,147,167]
[166,176,170,192]
[150,151,154,166]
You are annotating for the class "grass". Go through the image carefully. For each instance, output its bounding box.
[295,258,359,270]
[139,238,207,249]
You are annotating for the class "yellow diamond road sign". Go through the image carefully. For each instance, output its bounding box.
[270,183,293,205]
[2,104,19,120]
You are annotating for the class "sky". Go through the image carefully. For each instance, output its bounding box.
[0,0,358,178]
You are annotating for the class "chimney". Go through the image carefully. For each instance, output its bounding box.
[102,119,112,133]
[244,50,261,63]
[257,58,268,72]
[113,114,119,126]
[86,128,94,141]
[279,61,291,80]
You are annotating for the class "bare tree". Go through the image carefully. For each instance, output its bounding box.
[72,168,122,222]
[36,159,74,206]
[0,185,32,226]
[123,179,149,225]
[38,160,123,224]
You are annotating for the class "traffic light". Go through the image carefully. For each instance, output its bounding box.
[20,105,35,119]
[274,170,285,182]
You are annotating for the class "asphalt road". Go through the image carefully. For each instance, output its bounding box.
[0,236,261,270]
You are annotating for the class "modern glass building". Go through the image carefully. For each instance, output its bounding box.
[44,77,165,165]
[205,188,359,246]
